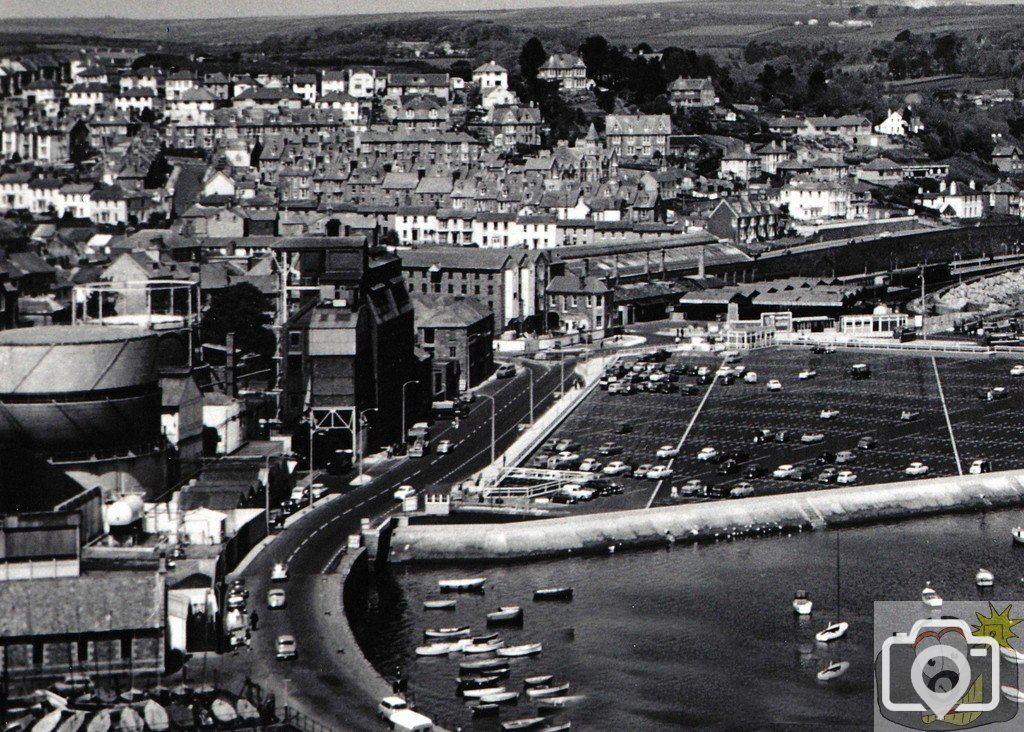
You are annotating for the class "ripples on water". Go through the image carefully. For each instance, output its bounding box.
[349,511,1024,731]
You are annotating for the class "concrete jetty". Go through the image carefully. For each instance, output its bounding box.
[389,470,1024,563]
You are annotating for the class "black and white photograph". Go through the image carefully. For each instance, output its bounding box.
[2,0,1024,728]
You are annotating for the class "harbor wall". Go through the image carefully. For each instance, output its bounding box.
[389,470,1024,563]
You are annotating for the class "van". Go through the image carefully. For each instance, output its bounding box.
[388,709,433,732]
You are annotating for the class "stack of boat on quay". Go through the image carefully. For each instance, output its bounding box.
[4,679,275,732]
[415,578,582,729]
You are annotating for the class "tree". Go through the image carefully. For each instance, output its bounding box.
[519,37,546,81]
[579,35,610,83]
[201,283,277,369]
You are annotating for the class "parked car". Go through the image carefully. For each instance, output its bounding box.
[646,465,674,480]
[267,589,287,609]
[800,432,825,444]
[603,461,632,476]
[717,459,740,475]
[696,446,718,462]
[899,410,920,422]
[555,439,580,452]
[271,563,289,582]
[717,450,749,464]
[816,451,836,465]
[1011,364,1024,377]
[495,364,516,378]
[226,592,246,610]
[979,387,1008,401]
[751,428,773,444]
[835,450,857,464]
[798,369,817,380]
[857,436,877,450]
[275,635,297,660]
[656,445,680,459]
[969,459,993,475]
[812,345,836,355]
[394,485,416,501]
[677,479,705,496]
[820,408,840,420]
[744,463,766,479]
[773,464,796,479]
[681,383,699,395]
[730,482,756,498]
[614,422,633,434]
[767,379,783,391]
[743,371,758,384]
[634,463,654,478]
[790,466,815,481]
[598,442,623,456]
[436,439,453,455]
[379,697,409,722]
[817,467,839,484]
[836,470,858,484]
[579,458,603,472]
[905,462,930,476]
[310,483,328,500]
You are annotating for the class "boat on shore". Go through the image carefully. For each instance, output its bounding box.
[792,590,813,615]
[416,642,458,656]
[538,724,571,732]
[536,695,585,711]
[472,632,499,644]
[976,568,995,587]
[525,683,569,699]
[424,626,471,640]
[460,658,508,674]
[816,660,850,681]
[458,675,503,691]
[487,606,524,625]
[498,643,543,658]
[463,639,505,654]
[440,577,487,592]
[523,675,554,688]
[424,599,457,610]
[480,691,519,704]
[462,686,507,699]
[533,588,573,602]
[501,718,547,731]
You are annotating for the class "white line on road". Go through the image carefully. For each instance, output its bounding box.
[932,356,963,475]
[646,356,727,509]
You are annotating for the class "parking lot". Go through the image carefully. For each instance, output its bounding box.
[524,346,1024,512]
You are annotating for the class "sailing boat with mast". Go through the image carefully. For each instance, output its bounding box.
[815,531,849,643]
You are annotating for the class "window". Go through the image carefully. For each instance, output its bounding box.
[423,328,435,344]
[449,346,457,358]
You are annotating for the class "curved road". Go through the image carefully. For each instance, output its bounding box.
[229,358,576,729]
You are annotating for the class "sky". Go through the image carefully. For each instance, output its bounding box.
[0,0,636,19]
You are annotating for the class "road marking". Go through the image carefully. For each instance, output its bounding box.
[646,357,727,509]
[932,356,963,475]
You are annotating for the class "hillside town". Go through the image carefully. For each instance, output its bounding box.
[3,17,1024,732]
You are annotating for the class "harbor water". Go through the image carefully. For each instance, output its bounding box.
[349,510,1024,730]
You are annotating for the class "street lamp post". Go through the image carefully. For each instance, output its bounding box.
[400,380,417,448]
[478,395,496,464]
[354,407,379,485]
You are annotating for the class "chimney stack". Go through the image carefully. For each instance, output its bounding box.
[225,332,236,397]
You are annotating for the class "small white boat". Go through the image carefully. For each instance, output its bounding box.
[416,642,457,656]
[815,621,849,643]
[921,583,943,608]
[525,683,569,699]
[976,568,995,587]
[471,632,499,644]
[424,599,457,610]
[458,675,502,691]
[793,590,813,615]
[1003,685,1024,703]
[501,718,547,731]
[1001,646,1024,664]
[424,626,471,640]
[536,695,586,710]
[816,660,850,681]
[487,606,524,624]
[533,587,573,602]
[538,724,572,732]
[1013,527,1024,545]
[462,686,507,699]
[439,577,487,592]
[460,658,508,673]
[523,675,554,687]
[479,691,519,704]
[463,640,504,654]
[497,643,543,657]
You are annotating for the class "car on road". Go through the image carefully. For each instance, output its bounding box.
[798,369,817,380]
[598,442,622,456]
[836,470,858,484]
[730,482,756,498]
[275,635,297,660]
[656,445,680,459]
[767,379,783,392]
[835,450,857,464]
[634,464,654,478]
[773,464,796,479]
[226,592,246,610]
[379,697,409,722]
[495,364,516,379]
[646,465,674,480]
[899,410,920,422]
[820,408,840,420]
[717,459,740,475]
[310,483,328,500]
[905,462,930,477]
[603,461,631,476]
[678,479,706,496]
[801,432,825,444]
[394,485,416,501]
[743,371,758,384]
[857,436,877,450]
[1012,364,1024,377]
[271,562,289,582]
[562,484,596,501]
[436,439,453,454]
[744,464,766,479]
[267,589,287,609]
[969,459,993,474]
[579,458,603,472]
[696,446,718,462]
[817,467,839,484]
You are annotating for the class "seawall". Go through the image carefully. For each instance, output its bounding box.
[389,470,1024,563]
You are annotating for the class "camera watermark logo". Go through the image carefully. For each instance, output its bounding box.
[874,602,1021,730]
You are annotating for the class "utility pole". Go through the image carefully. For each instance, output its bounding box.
[920,263,927,341]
